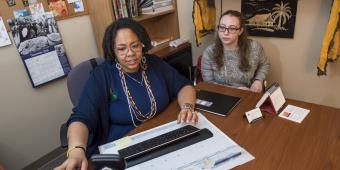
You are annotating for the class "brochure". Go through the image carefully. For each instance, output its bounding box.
[279,105,310,123]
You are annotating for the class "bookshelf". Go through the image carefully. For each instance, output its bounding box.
[87,0,180,56]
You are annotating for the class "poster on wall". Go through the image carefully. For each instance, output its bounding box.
[241,0,297,38]
[7,12,71,88]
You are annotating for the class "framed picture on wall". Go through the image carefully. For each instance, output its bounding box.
[241,0,297,38]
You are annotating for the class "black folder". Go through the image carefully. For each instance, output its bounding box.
[195,90,241,116]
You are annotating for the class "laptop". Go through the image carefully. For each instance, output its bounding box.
[195,90,241,116]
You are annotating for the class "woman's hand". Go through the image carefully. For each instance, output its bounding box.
[177,107,198,124]
[54,148,88,170]
[250,80,263,93]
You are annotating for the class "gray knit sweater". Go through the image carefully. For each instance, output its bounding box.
[201,39,270,88]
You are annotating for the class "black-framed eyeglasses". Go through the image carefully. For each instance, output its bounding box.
[217,25,240,34]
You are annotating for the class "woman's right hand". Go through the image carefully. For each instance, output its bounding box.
[54,149,88,170]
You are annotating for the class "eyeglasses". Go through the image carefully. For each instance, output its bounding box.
[115,42,143,56]
[217,25,240,34]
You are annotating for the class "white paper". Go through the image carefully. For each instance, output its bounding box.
[73,1,85,13]
[279,105,310,123]
[245,108,263,123]
[24,49,65,86]
[99,113,254,170]
[0,17,11,47]
[270,87,286,112]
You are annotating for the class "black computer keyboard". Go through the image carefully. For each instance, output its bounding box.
[118,125,201,160]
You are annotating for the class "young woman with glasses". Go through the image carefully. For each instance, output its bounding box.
[56,18,198,170]
[201,10,270,93]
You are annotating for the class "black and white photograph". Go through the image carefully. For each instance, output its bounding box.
[241,0,297,38]
[8,12,60,55]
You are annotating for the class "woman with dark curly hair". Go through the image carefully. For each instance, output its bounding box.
[56,18,197,170]
[202,10,270,93]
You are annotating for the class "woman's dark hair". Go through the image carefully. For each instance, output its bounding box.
[212,10,250,72]
[102,18,152,64]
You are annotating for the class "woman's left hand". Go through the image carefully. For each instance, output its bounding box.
[250,80,263,93]
[177,108,198,124]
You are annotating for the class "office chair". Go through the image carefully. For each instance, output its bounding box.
[60,57,105,148]
[60,57,125,169]
[24,58,112,170]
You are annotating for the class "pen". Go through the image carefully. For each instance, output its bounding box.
[214,152,242,167]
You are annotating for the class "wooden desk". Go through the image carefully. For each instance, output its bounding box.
[129,82,340,169]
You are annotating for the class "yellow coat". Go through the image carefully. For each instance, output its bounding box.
[317,0,340,75]
[193,0,216,46]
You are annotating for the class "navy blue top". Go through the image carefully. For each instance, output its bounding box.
[67,55,191,157]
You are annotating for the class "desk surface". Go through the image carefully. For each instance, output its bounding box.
[129,82,340,170]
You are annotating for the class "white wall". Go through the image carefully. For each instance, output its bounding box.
[0,15,99,169]
[178,0,340,108]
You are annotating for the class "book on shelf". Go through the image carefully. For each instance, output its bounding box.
[141,5,174,14]
[139,0,153,8]
[120,0,129,18]
[112,0,139,19]
[140,0,173,14]
[145,0,172,9]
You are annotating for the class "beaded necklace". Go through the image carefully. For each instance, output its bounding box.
[115,58,157,127]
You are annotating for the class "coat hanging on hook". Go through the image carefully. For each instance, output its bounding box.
[192,0,216,46]
[317,0,340,76]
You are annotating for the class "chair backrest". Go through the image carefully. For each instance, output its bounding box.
[67,57,105,106]
[61,57,105,148]
[194,55,203,86]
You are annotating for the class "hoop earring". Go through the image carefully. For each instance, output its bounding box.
[116,61,122,70]
[141,56,146,64]
[141,56,147,70]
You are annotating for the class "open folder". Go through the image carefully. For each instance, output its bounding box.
[195,90,241,116]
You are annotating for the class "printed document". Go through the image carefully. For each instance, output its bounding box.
[279,105,310,123]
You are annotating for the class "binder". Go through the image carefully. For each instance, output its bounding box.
[255,83,286,114]
[195,90,241,116]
